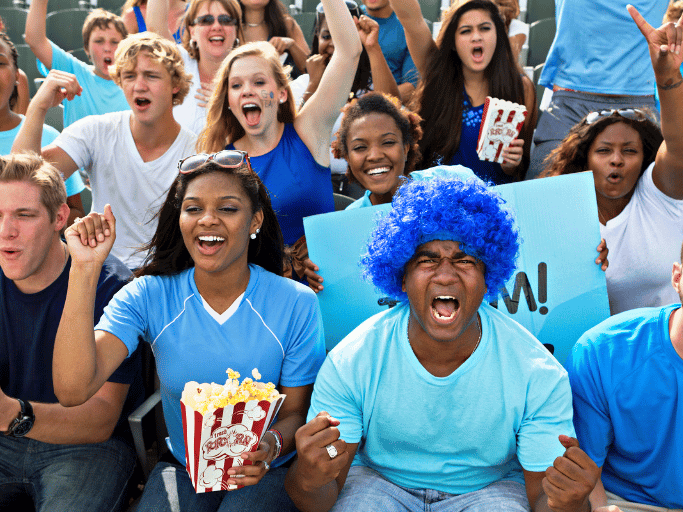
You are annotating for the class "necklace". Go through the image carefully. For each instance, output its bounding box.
[246,20,264,27]
[470,314,482,358]
[598,208,608,225]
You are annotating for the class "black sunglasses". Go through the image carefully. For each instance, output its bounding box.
[178,150,252,174]
[316,0,361,20]
[192,14,238,26]
[584,108,652,125]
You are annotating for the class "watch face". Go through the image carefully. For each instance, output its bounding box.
[11,418,34,437]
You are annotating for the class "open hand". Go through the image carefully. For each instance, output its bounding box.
[195,81,215,108]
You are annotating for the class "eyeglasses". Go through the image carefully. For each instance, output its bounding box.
[316,0,361,21]
[584,108,651,125]
[178,150,252,174]
[192,14,238,26]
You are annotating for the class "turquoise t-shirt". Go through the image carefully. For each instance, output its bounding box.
[0,116,84,196]
[38,42,130,127]
[309,301,574,494]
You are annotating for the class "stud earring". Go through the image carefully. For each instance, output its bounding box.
[250,227,261,239]
[279,99,285,104]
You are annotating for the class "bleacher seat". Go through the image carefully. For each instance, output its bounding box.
[46,8,91,52]
[526,17,555,67]
[293,11,316,47]
[0,7,27,44]
[95,0,127,14]
[15,43,41,96]
[525,0,554,24]
[68,47,90,64]
[47,0,93,13]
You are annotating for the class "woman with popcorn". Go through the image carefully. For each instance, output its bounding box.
[52,152,326,511]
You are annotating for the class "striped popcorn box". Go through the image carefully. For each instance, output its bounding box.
[181,369,285,493]
[476,97,528,164]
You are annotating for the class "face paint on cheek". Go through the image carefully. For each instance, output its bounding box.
[260,89,273,107]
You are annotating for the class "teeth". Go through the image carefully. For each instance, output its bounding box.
[434,310,456,320]
[209,37,224,42]
[198,236,225,242]
[244,103,258,108]
[435,296,455,300]
[367,167,390,175]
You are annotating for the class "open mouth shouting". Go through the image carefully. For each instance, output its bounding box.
[242,103,262,127]
[134,97,151,110]
[208,35,225,46]
[197,235,226,255]
[471,45,485,64]
[432,295,459,323]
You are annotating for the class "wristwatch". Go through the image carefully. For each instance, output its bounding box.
[5,399,34,437]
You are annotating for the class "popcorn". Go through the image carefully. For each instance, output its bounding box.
[181,368,285,493]
[476,97,528,164]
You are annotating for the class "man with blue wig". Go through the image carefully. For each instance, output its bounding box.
[286,177,599,511]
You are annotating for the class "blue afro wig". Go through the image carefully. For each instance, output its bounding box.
[361,177,519,302]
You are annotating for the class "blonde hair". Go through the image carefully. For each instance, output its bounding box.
[82,8,128,52]
[182,0,244,61]
[0,153,66,222]
[197,41,295,152]
[665,1,683,23]
[110,32,193,105]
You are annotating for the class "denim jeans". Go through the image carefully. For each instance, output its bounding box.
[331,466,530,512]
[134,459,298,512]
[0,435,136,512]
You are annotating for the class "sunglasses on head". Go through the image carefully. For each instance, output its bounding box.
[584,108,651,125]
[316,0,361,21]
[192,14,238,26]
[178,150,252,174]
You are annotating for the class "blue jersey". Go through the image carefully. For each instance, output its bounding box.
[97,264,326,465]
[567,304,683,508]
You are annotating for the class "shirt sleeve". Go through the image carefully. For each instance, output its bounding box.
[279,289,326,388]
[400,50,419,87]
[516,364,576,472]
[565,339,613,467]
[53,116,97,172]
[307,355,364,444]
[95,277,151,359]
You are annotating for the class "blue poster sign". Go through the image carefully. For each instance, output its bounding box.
[304,173,610,364]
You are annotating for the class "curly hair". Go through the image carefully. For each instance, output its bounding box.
[197,41,296,152]
[136,158,284,278]
[412,0,532,178]
[331,92,423,182]
[541,109,663,178]
[110,32,193,106]
[182,0,244,61]
[361,176,519,302]
[0,32,19,109]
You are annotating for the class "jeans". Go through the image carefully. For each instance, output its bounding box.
[0,435,136,512]
[331,466,530,512]
[134,459,298,512]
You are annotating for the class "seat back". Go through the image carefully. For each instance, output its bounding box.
[527,17,555,67]
[46,8,92,52]
[0,7,27,44]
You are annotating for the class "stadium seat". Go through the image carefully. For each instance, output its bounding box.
[292,12,316,47]
[15,43,41,96]
[525,0,554,24]
[526,17,555,67]
[0,7,27,44]
[46,8,91,52]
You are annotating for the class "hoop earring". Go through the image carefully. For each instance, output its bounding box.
[233,37,240,49]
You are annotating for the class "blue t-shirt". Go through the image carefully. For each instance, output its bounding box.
[539,0,667,95]
[38,43,130,127]
[0,255,143,443]
[566,304,683,508]
[309,301,573,494]
[448,94,513,185]
[227,124,334,246]
[133,4,184,44]
[0,116,85,196]
[363,10,418,87]
[96,264,326,465]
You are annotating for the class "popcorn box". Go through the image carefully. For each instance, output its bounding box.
[476,97,528,164]
[181,395,285,492]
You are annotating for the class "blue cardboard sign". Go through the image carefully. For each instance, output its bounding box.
[304,173,610,364]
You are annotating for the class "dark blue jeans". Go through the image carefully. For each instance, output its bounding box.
[134,459,298,512]
[0,435,136,512]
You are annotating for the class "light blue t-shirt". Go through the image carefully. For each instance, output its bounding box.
[566,304,683,508]
[309,301,574,494]
[97,264,326,466]
[364,10,419,87]
[0,116,84,196]
[539,0,667,95]
[38,42,130,127]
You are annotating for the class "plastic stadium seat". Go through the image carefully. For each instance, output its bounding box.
[525,0,554,24]
[526,17,555,68]
[68,47,90,64]
[47,0,92,13]
[46,8,91,52]
[0,7,27,44]
[292,12,316,47]
[15,43,41,96]
[533,62,544,109]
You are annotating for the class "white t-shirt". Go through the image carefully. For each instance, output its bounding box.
[508,18,528,39]
[55,111,197,268]
[601,162,683,314]
[173,46,205,136]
